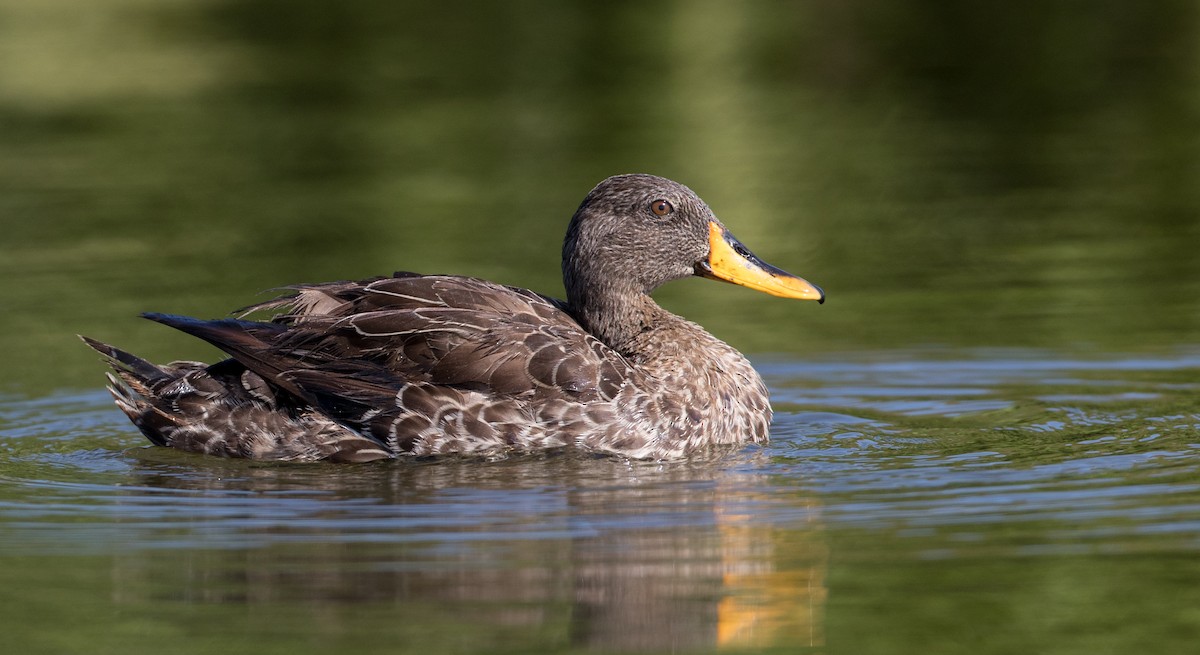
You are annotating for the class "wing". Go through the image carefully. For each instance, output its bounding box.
[202,273,634,403]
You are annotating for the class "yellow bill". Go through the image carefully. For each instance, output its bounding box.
[696,221,825,303]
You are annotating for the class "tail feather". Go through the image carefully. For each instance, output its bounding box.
[83,322,395,463]
[139,313,314,403]
[80,335,174,391]
[83,337,179,443]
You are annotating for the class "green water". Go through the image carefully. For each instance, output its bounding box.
[2,1,1199,653]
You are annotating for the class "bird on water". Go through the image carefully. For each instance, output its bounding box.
[83,174,824,462]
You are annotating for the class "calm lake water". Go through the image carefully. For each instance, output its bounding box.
[2,2,1199,653]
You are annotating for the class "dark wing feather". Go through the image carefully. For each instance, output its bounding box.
[139,313,324,403]
[346,276,632,400]
[167,274,633,406]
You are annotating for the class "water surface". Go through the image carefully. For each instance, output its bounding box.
[4,352,1200,653]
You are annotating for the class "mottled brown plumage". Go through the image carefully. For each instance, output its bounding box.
[84,174,823,462]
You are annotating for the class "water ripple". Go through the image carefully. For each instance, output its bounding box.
[1,350,1198,559]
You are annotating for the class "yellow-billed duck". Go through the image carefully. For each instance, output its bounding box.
[83,174,824,462]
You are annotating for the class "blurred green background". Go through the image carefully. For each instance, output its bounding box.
[2,0,1198,394]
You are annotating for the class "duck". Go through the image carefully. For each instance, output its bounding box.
[83,174,824,462]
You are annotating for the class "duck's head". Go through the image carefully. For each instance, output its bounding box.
[563,173,824,307]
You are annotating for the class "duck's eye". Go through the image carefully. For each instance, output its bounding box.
[650,199,674,216]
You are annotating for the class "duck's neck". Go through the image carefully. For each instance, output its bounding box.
[568,286,674,360]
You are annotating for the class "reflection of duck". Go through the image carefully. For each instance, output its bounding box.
[83,174,823,462]
[111,454,828,651]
